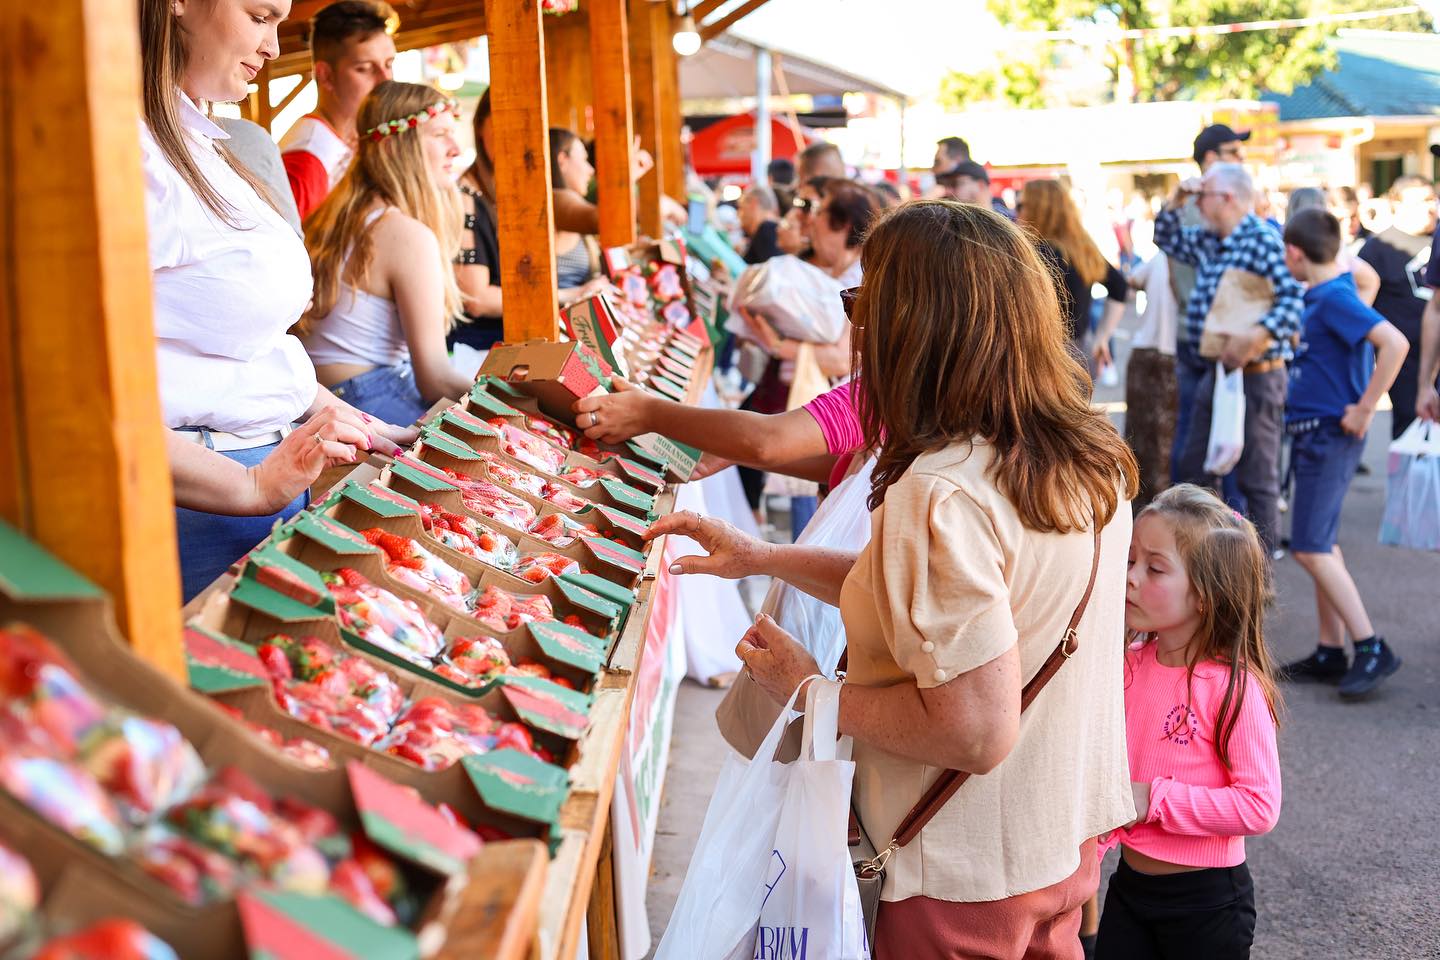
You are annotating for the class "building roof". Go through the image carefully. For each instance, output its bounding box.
[1263,30,1440,122]
[680,33,906,102]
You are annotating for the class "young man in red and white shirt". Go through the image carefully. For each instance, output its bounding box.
[280,0,398,221]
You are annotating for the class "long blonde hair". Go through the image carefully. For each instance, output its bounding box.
[1019,180,1110,286]
[1133,484,1282,768]
[138,0,277,227]
[303,81,463,329]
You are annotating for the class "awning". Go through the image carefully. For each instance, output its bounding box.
[689,112,814,175]
[680,33,905,102]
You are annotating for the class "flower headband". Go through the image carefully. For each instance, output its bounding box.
[364,98,460,142]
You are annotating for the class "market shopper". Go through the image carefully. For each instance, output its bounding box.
[738,186,783,264]
[140,0,413,601]
[935,160,992,207]
[280,0,398,220]
[652,200,1138,955]
[549,129,610,305]
[1276,209,1408,697]
[450,89,504,356]
[1286,187,1380,306]
[1418,218,1440,422]
[300,81,474,426]
[1096,485,1282,960]
[1019,180,1127,353]
[1154,163,1305,554]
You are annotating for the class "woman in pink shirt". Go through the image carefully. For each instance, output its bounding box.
[1101,483,1283,959]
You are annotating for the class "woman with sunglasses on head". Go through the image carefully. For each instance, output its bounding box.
[650,200,1138,955]
[138,0,414,601]
[301,80,475,427]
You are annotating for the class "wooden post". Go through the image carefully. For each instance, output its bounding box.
[628,0,664,238]
[657,11,685,204]
[588,0,637,250]
[0,0,185,678]
[485,0,559,341]
[544,14,591,137]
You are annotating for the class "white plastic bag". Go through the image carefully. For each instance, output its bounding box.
[728,255,849,344]
[656,680,867,960]
[1380,418,1440,551]
[1204,362,1246,476]
[754,679,870,960]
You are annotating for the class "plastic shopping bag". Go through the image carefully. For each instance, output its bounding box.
[1379,418,1440,551]
[655,681,823,960]
[754,679,870,960]
[1204,362,1246,476]
[727,255,849,345]
[717,456,876,757]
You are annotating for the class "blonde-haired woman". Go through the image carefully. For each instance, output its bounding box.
[301,80,473,425]
[1019,179,1128,355]
[138,0,413,601]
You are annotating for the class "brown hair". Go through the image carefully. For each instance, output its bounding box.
[1019,180,1109,286]
[1135,484,1282,768]
[852,200,1138,531]
[465,89,496,215]
[821,179,882,248]
[310,0,399,64]
[138,0,277,227]
[1283,208,1341,265]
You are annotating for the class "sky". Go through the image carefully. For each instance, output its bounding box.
[721,0,1005,97]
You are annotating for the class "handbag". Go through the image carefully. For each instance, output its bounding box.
[847,525,1104,950]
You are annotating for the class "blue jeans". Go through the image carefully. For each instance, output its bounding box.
[1173,338,1244,511]
[174,438,307,602]
[330,363,429,427]
[790,495,818,541]
[1288,422,1365,554]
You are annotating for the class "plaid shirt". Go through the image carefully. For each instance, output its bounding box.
[1153,208,1305,362]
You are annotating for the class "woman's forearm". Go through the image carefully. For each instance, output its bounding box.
[755,543,858,606]
[167,432,265,516]
[643,401,831,470]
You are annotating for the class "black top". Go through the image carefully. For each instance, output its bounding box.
[450,183,504,351]
[1038,242,1127,342]
[1358,227,1433,337]
[744,220,782,264]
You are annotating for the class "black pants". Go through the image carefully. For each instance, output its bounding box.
[1095,858,1256,960]
[1177,364,1287,554]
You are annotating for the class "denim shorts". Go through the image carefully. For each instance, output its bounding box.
[1289,421,1366,554]
[330,363,429,427]
[174,439,306,601]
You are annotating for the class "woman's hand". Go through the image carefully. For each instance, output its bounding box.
[738,307,798,360]
[645,510,774,579]
[736,614,821,705]
[246,408,368,513]
[689,452,734,481]
[630,141,654,182]
[309,385,416,453]
[1091,338,1113,370]
[572,377,656,443]
[1123,781,1153,829]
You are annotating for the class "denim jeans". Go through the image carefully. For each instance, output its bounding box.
[1174,338,1245,511]
[789,495,818,541]
[330,363,429,427]
[1288,422,1366,554]
[174,438,306,601]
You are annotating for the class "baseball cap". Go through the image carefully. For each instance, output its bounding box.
[1193,124,1251,163]
[937,160,990,185]
[1430,143,1440,158]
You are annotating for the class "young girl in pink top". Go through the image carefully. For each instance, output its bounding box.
[1096,483,1283,960]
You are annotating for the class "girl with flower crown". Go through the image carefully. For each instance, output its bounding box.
[300,80,474,425]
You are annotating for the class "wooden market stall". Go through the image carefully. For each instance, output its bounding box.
[1,0,774,956]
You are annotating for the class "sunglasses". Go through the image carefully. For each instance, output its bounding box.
[792,196,815,214]
[840,286,861,325]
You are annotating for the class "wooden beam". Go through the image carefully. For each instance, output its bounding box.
[699,0,771,41]
[657,10,685,202]
[691,0,726,20]
[544,13,592,136]
[0,0,185,678]
[629,0,664,238]
[485,0,559,341]
[588,0,637,250]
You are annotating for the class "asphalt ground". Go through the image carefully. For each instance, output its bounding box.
[644,335,1440,959]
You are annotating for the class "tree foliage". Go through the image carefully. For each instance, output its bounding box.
[941,0,1433,109]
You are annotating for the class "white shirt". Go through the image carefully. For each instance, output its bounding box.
[1129,254,1179,356]
[141,93,318,436]
[278,114,353,189]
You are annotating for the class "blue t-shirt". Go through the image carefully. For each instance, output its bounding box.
[1287,272,1383,422]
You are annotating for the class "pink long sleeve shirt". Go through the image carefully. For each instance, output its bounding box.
[1109,641,1282,868]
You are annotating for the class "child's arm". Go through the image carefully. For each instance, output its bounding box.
[1141,678,1282,838]
[1341,319,1410,438]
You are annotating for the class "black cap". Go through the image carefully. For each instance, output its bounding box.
[937,159,990,185]
[1430,143,1440,158]
[1193,123,1252,164]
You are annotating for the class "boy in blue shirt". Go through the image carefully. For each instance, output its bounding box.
[1278,209,1410,698]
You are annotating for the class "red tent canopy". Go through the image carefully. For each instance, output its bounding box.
[689,113,812,177]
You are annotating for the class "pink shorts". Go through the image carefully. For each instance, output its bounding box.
[874,839,1100,959]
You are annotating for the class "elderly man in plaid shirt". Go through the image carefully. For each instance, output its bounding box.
[1154,163,1306,553]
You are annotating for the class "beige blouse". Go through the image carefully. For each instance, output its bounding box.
[839,441,1134,903]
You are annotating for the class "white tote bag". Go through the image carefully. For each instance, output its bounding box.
[655,679,864,960]
[753,679,870,960]
[727,255,849,344]
[1380,418,1440,552]
[1204,362,1246,476]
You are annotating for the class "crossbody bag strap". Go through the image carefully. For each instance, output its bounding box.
[885,525,1103,851]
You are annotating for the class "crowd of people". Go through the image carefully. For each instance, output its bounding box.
[135,0,1436,953]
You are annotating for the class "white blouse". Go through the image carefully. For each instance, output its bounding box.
[141,93,317,437]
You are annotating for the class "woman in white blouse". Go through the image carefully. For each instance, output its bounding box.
[139,0,413,599]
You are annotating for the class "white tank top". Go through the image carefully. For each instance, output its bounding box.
[302,207,408,368]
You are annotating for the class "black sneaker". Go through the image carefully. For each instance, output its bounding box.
[1339,641,1401,699]
[1279,650,1348,684]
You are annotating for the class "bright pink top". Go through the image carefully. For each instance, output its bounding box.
[801,381,864,488]
[1105,641,1282,868]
